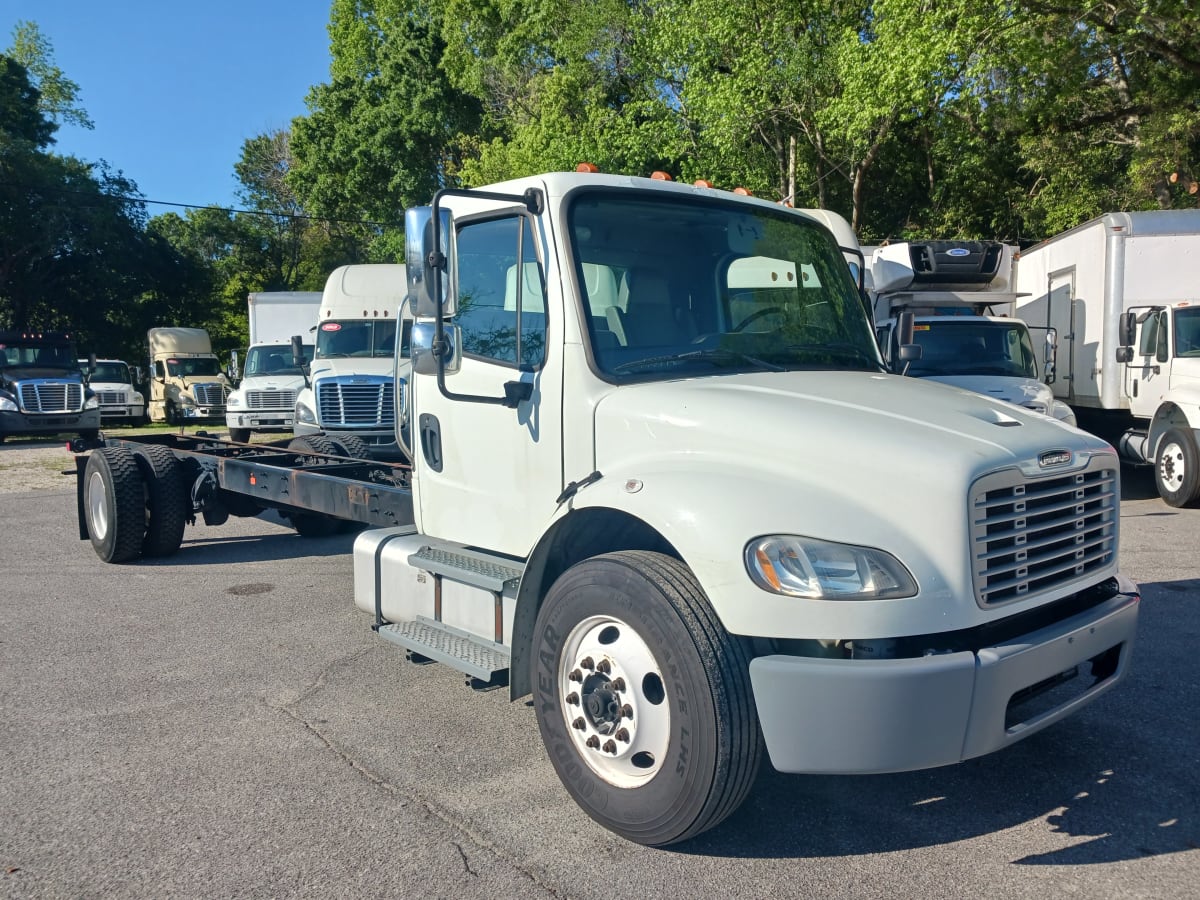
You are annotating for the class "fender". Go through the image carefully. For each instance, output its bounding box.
[1147,386,1200,458]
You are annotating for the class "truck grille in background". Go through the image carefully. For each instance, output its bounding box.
[317,379,395,428]
[97,391,124,405]
[192,383,226,407]
[970,462,1118,606]
[245,389,297,411]
[18,382,83,413]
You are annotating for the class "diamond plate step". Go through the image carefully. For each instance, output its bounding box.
[407,544,523,592]
[378,617,511,681]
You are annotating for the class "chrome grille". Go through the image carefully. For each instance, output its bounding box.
[971,462,1118,606]
[18,382,83,413]
[246,389,297,411]
[192,383,226,406]
[317,379,395,428]
[97,391,124,405]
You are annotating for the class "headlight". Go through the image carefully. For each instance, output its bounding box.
[227,393,243,409]
[296,403,317,425]
[84,393,100,410]
[744,535,918,600]
[179,394,196,407]
[0,392,16,412]
[1050,400,1076,426]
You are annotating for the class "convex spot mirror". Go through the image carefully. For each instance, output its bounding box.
[405,207,458,319]
[410,321,461,376]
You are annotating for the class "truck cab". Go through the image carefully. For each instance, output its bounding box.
[81,359,145,426]
[146,328,231,425]
[871,241,1075,425]
[293,265,410,458]
[0,331,100,442]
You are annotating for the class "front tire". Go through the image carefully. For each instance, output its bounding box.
[1155,426,1200,507]
[532,551,761,846]
[84,447,146,563]
[327,433,370,459]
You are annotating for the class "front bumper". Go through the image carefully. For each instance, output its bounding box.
[1,408,101,437]
[99,405,144,423]
[228,412,293,431]
[180,405,225,422]
[748,577,1139,774]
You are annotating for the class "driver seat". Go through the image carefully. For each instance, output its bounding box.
[608,269,695,346]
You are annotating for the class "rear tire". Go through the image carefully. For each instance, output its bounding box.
[532,551,762,846]
[84,447,146,563]
[132,445,188,557]
[291,512,338,537]
[286,435,342,536]
[288,434,339,459]
[1155,426,1200,507]
[327,433,370,459]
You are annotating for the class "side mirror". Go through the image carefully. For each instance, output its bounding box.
[228,350,240,382]
[133,366,144,384]
[1044,328,1057,384]
[405,206,458,318]
[897,310,916,347]
[291,335,305,368]
[1115,346,1133,363]
[87,353,97,374]
[1118,311,1136,347]
[410,321,461,376]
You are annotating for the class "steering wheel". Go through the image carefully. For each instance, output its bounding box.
[732,307,786,333]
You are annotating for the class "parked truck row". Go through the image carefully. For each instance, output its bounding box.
[71,169,1140,847]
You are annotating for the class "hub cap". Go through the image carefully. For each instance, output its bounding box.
[1159,440,1186,492]
[87,470,109,539]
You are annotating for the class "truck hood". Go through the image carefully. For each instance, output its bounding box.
[918,374,1055,412]
[309,358,395,380]
[235,375,305,391]
[0,366,83,383]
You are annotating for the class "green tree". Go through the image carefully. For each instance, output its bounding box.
[6,20,92,129]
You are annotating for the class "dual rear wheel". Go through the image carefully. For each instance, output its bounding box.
[84,446,189,562]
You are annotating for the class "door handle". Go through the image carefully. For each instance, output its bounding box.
[419,413,443,472]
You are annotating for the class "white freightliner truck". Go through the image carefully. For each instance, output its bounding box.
[146,327,231,425]
[226,291,322,442]
[293,265,409,458]
[1016,210,1200,506]
[80,358,146,426]
[73,171,1138,847]
[871,240,1076,425]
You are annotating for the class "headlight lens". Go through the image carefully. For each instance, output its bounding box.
[745,535,917,600]
[296,403,316,425]
[84,391,99,410]
[227,393,242,409]
[0,392,16,412]
[1051,400,1076,426]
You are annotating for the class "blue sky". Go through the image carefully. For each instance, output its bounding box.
[4,1,334,211]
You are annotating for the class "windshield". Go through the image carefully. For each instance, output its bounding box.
[315,320,400,359]
[0,340,78,369]
[165,357,222,377]
[899,319,1038,378]
[244,344,313,376]
[566,191,880,380]
[1174,307,1200,358]
[89,362,131,383]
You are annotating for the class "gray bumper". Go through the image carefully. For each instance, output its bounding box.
[748,581,1139,774]
[1,408,101,437]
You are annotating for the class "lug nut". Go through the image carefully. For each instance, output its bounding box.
[566,692,579,705]
[616,728,630,743]
[611,677,625,692]
[580,657,594,670]
[586,736,600,749]
[572,717,586,730]
[569,669,582,682]
[621,704,634,719]
[596,659,611,674]
[602,740,617,754]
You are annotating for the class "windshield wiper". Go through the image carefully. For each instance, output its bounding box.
[781,342,884,370]
[612,348,785,374]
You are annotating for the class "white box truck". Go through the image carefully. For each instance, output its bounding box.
[146,327,231,424]
[74,170,1138,847]
[293,265,409,459]
[871,240,1075,425]
[1015,210,1200,505]
[225,291,321,442]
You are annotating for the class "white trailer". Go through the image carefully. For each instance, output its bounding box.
[75,170,1139,847]
[225,291,322,442]
[871,240,1075,425]
[1015,210,1200,505]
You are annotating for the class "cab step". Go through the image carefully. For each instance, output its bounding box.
[378,616,511,683]
[407,543,523,592]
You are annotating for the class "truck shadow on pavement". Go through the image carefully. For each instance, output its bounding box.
[678,576,1199,864]
[133,519,360,565]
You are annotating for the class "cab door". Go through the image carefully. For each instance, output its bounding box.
[410,205,563,558]
[1127,308,1170,419]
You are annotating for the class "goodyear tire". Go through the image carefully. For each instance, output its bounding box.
[1155,426,1200,507]
[286,435,341,536]
[84,447,146,563]
[327,433,370,460]
[532,551,762,846]
[132,444,189,557]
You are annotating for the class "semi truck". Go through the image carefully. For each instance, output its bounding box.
[293,265,409,459]
[225,291,322,442]
[1015,210,1200,505]
[81,358,145,426]
[146,327,231,425]
[73,170,1139,847]
[871,240,1075,426]
[0,330,100,442]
